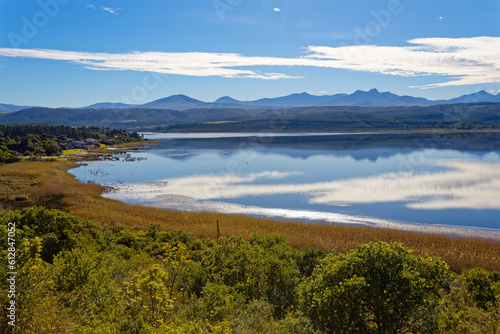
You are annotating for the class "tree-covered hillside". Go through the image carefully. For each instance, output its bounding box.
[1,103,499,131]
[0,124,142,163]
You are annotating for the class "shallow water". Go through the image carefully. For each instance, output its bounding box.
[69,132,500,239]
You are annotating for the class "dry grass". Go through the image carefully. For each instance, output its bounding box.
[1,159,499,272]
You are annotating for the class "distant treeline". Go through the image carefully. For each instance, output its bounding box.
[152,119,499,133]
[139,102,500,132]
[0,124,142,163]
[0,124,141,140]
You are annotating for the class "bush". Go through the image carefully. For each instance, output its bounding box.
[300,242,451,333]
[463,268,498,310]
[186,282,245,322]
[198,233,300,318]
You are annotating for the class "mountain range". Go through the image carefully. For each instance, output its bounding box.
[0,103,35,113]
[2,89,500,113]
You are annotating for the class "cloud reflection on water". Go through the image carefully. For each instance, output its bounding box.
[108,160,500,211]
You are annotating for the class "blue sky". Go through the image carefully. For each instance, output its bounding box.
[0,0,499,107]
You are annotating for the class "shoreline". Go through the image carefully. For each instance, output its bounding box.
[79,135,500,241]
[102,183,500,242]
[1,150,500,272]
[143,129,500,135]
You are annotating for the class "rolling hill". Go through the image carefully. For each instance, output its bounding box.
[0,102,499,132]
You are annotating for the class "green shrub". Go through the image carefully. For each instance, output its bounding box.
[463,268,498,310]
[300,242,451,333]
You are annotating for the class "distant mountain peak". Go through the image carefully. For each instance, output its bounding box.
[214,96,242,104]
[463,90,492,97]
[447,90,498,104]
[140,94,205,110]
[0,103,35,113]
[81,102,137,109]
[166,94,200,101]
[352,89,381,96]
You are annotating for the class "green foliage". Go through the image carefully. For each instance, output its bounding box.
[163,242,192,299]
[0,145,19,163]
[298,248,327,278]
[53,247,97,292]
[0,124,143,163]
[439,276,500,333]
[185,282,245,322]
[195,233,301,318]
[463,268,498,310]
[14,206,93,263]
[300,242,452,333]
[0,207,120,333]
[277,312,318,334]
[0,207,499,333]
[43,139,63,156]
[125,264,174,327]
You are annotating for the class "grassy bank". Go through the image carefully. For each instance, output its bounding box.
[1,159,499,272]
[62,139,157,159]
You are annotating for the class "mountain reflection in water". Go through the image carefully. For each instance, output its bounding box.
[69,132,500,238]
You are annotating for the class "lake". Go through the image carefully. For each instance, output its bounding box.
[69,132,500,239]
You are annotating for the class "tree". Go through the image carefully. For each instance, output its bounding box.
[462,268,498,310]
[43,140,62,156]
[0,146,19,163]
[163,242,192,299]
[201,233,300,318]
[300,242,451,333]
[53,247,96,292]
[125,264,174,327]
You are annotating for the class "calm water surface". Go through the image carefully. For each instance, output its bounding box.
[69,132,500,238]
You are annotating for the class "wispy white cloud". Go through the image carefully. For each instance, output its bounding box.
[305,37,500,88]
[0,37,499,86]
[0,47,300,79]
[101,7,120,15]
[81,3,120,15]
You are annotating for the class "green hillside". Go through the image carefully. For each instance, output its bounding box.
[1,103,499,132]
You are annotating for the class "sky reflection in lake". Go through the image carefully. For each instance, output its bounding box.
[69,133,500,237]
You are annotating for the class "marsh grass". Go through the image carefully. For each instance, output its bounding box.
[1,160,499,272]
[62,149,86,156]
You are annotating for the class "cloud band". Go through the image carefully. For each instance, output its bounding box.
[0,36,499,87]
